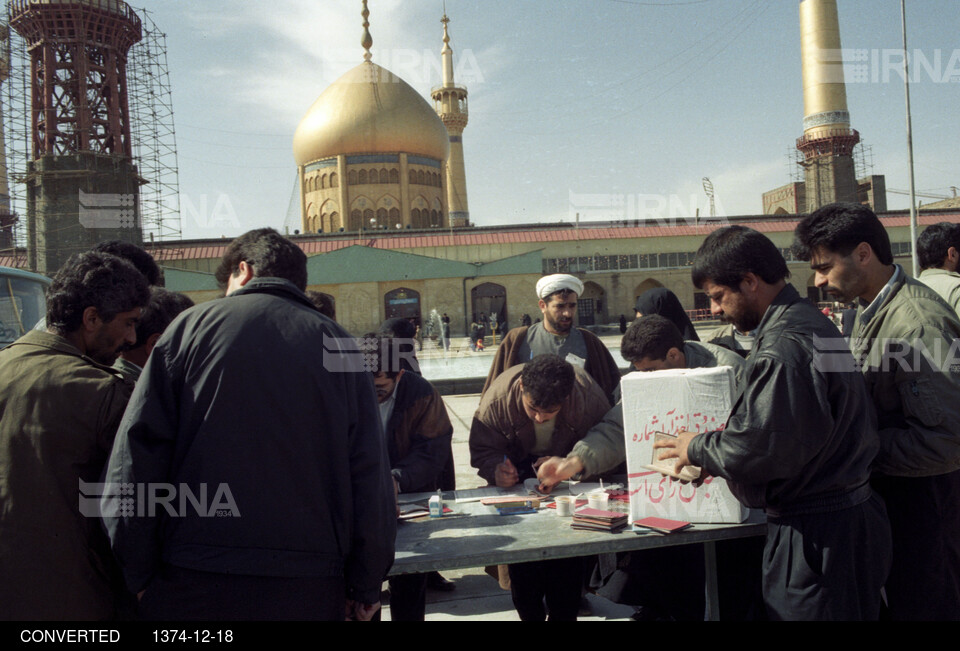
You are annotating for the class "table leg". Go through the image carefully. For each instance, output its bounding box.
[704,541,720,621]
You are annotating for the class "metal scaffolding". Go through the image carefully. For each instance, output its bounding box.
[0,3,181,265]
[127,6,181,247]
[2,7,29,261]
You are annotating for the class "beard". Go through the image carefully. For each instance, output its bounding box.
[721,307,762,334]
[544,313,573,334]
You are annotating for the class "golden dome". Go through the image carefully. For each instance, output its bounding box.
[293,61,450,166]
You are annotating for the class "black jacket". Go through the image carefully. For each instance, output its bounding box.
[688,285,879,514]
[104,278,395,604]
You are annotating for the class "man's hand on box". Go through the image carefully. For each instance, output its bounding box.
[654,429,699,477]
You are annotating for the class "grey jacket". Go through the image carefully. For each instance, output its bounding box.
[687,285,879,514]
[918,267,960,316]
[851,272,960,477]
[571,341,746,477]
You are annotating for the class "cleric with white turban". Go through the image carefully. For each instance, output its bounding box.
[535,274,583,300]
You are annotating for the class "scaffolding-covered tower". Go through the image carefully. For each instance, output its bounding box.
[9,0,144,273]
[2,0,181,273]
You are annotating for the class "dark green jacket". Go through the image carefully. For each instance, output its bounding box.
[0,330,133,619]
[852,272,960,476]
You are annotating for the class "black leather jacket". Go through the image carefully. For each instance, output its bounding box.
[688,285,879,515]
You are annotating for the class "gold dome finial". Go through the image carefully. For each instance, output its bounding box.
[361,0,373,62]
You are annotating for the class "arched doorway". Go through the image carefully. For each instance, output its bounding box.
[384,287,421,327]
[471,282,508,335]
[633,278,664,304]
[577,281,606,327]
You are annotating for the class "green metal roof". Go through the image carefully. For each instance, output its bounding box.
[306,245,541,284]
[475,249,543,277]
[162,247,544,290]
[162,267,220,292]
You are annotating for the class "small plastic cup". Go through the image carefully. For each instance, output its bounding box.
[554,495,574,516]
[587,492,609,510]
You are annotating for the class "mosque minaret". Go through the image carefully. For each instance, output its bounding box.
[431,13,470,228]
[796,0,861,212]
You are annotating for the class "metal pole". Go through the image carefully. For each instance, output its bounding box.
[901,0,919,276]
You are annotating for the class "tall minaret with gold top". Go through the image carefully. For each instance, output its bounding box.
[431,12,470,227]
[796,0,861,212]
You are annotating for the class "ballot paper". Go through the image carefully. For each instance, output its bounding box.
[621,367,748,524]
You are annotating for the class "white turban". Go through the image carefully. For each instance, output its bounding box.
[536,274,583,300]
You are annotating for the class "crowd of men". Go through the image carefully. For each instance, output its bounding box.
[1,202,959,621]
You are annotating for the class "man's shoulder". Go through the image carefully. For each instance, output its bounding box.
[0,332,130,397]
[396,370,440,402]
[919,267,960,282]
[501,326,529,343]
[482,364,523,403]
[686,340,745,369]
[876,276,960,335]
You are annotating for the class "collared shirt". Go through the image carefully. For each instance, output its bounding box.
[859,265,903,327]
[378,373,401,430]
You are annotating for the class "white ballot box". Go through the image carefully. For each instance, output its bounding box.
[621,366,748,524]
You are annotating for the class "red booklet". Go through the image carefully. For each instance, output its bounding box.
[633,516,692,534]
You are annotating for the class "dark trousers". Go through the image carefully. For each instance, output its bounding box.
[763,494,891,621]
[508,557,583,621]
[873,470,960,621]
[139,564,345,621]
[387,574,428,621]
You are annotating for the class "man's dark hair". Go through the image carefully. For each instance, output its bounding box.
[363,333,401,379]
[543,289,576,303]
[620,314,684,363]
[691,226,790,290]
[214,228,308,291]
[46,252,151,334]
[306,290,336,320]
[792,202,894,265]
[376,318,419,373]
[133,287,194,347]
[91,240,162,286]
[521,354,575,408]
[917,222,960,270]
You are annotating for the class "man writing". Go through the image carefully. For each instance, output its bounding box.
[104,228,395,621]
[655,225,891,620]
[470,354,609,621]
[484,274,621,400]
[0,252,149,619]
[794,203,960,620]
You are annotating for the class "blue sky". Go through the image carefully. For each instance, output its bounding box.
[129,0,959,239]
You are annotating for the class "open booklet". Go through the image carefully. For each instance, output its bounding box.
[644,431,702,482]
